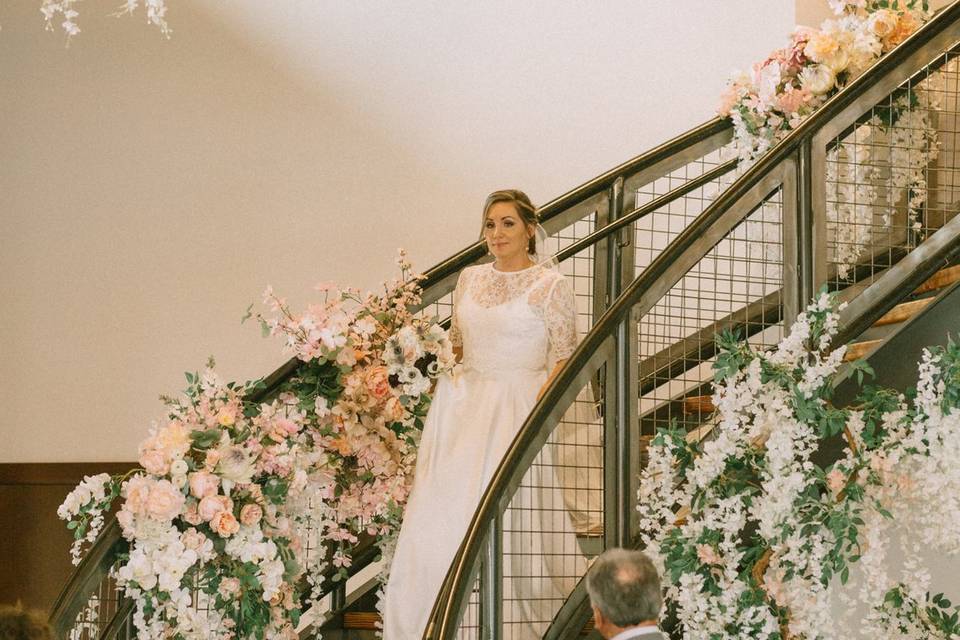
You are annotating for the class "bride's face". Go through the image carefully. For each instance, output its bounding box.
[484,202,534,262]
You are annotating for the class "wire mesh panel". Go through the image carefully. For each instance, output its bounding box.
[633,146,731,278]
[457,576,482,640]
[636,190,786,442]
[499,373,602,639]
[824,47,960,291]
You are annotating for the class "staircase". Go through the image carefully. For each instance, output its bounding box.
[49,2,960,639]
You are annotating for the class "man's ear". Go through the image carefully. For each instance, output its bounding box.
[591,604,606,629]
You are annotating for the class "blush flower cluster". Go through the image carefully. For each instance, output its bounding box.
[58,251,456,640]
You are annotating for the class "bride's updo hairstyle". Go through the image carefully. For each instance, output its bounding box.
[481,189,538,255]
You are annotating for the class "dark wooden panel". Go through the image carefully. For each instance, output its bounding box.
[0,463,134,613]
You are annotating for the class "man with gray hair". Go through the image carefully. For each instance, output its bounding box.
[585,548,664,640]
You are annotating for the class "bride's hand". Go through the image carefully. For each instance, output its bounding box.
[537,359,568,402]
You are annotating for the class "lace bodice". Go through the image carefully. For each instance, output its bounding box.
[449,263,577,373]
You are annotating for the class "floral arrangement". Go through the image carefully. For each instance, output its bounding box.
[637,292,960,639]
[58,252,456,640]
[719,0,941,280]
[718,0,931,162]
[40,0,170,39]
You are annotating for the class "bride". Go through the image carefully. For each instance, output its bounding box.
[382,189,584,639]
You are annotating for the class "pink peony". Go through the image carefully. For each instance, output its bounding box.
[145,480,185,521]
[188,471,220,499]
[124,475,153,514]
[239,503,263,526]
[139,450,169,476]
[211,511,240,537]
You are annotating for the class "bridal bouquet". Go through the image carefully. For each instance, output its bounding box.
[638,292,960,639]
[58,251,456,640]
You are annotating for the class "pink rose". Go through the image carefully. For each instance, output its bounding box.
[239,504,263,526]
[198,495,232,522]
[211,511,240,537]
[145,480,185,521]
[188,471,219,499]
[180,527,207,551]
[139,450,169,476]
[183,501,203,525]
[219,577,240,597]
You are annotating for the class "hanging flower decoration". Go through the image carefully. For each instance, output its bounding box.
[638,292,960,639]
[40,0,170,40]
[57,251,456,640]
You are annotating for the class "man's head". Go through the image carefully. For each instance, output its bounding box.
[585,548,662,638]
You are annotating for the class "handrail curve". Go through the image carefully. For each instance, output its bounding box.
[49,103,737,639]
[425,2,960,637]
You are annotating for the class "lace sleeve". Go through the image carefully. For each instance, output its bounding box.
[448,269,467,348]
[545,276,578,360]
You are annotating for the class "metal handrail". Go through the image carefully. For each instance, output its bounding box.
[425,2,960,637]
[48,114,736,640]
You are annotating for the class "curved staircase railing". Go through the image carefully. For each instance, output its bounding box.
[49,112,742,638]
[424,2,960,638]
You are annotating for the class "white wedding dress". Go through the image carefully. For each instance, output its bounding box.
[382,261,585,639]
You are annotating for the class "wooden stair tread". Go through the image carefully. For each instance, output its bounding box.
[873,297,933,326]
[682,395,714,415]
[914,264,960,295]
[343,612,380,630]
[844,339,882,362]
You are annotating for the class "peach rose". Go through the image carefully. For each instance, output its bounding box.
[146,480,185,521]
[211,511,240,537]
[869,9,898,38]
[204,449,221,471]
[384,396,406,423]
[364,366,392,401]
[886,11,921,48]
[198,494,232,522]
[804,32,840,64]
[188,471,220,499]
[239,503,263,526]
[139,450,169,476]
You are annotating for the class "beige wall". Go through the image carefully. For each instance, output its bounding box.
[796,0,952,26]
[1,1,793,462]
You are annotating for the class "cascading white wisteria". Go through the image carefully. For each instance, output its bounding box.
[826,85,941,279]
[637,290,960,638]
[40,0,169,39]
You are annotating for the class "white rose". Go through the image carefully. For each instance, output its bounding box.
[171,473,188,489]
[823,47,850,73]
[169,459,188,476]
[799,64,836,95]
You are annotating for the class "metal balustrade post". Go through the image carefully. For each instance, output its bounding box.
[797,138,816,311]
[479,514,502,640]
